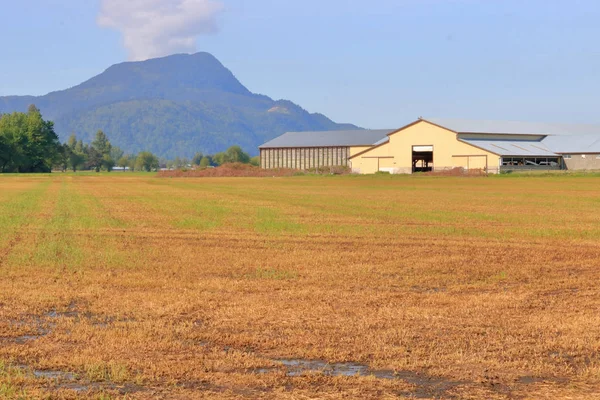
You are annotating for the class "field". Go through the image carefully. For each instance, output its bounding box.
[1,173,599,399]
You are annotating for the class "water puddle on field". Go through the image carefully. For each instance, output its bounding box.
[14,334,44,344]
[13,364,147,395]
[257,358,465,391]
[271,359,396,379]
[7,302,136,345]
[32,369,77,381]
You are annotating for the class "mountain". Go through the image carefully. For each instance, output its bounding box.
[0,53,358,158]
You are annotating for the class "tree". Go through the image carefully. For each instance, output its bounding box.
[0,106,60,173]
[199,156,211,168]
[173,156,183,169]
[103,154,115,172]
[117,155,130,171]
[192,152,203,166]
[92,130,114,171]
[67,134,85,172]
[224,145,250,164]
[54,143,71,172]
[212,152,226,166]
[0,130,15,173]
[86,146,103,172]
[110,146,124,163]
[250,156,260,167]
[212,146,251,165]
[92,130,111,155]
[135,151,159,172]
[127,154,137,171]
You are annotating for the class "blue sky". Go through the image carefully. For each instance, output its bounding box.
[1,0,600,128]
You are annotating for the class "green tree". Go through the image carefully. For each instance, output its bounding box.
[224,145,250,164]
[212,152,226,166]
[0,106,60,173]
[54,143,71,172]
[173,156,183,169]
[192,152,203,166]
[66,134,85,172]
[0,127,16,172]
[86,146,103,172]
[117,155,130,171]
[103,154,115,172]
[199,156,211,168]
[124,154,137,171]
[91,130,115,171]
[110,146,124,163]
[92,130,111,155]
[249,156,260,166]
[135,151,159,172]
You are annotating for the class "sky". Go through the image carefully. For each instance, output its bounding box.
[1,0,600,129]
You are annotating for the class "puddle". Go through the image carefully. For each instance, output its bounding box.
[253,359,468,398]
[258,359,465,387]
[14,335,43,344]
[275,359,392,378]
[57,382,93,393]
[13,364,147,394]
[33,369,77,380]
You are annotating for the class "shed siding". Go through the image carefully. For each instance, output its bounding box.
[260,146,355,170]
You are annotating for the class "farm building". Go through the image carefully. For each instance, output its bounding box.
[259,118,600,173]
[258,129,395,169]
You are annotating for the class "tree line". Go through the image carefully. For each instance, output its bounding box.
[0,105,60,172]
[0,106,258,173]
[167,146,259,170]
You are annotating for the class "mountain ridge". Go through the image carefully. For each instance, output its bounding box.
[0,52,358,158]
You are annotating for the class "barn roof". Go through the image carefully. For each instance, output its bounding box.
[543,134,600,154]
[459,138,557,156]
[425,117,600,137]
[259,129,395,149]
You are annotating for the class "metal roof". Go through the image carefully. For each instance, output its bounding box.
[425,117,600,137]
[460,138,557,156]
[259,129,395,149]
[543,134,600,154]
[372,136,390,146]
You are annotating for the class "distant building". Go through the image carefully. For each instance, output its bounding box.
[259,118,600,173]
[258,129,395,170]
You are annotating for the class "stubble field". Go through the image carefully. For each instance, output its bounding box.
[0,173,599,399]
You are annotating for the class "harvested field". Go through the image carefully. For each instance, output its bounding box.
[0,173,599,399]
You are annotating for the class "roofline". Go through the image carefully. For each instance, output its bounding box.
[416,118,459,134]
[348,139,391,159]
[350,119,480,159]
[553,151,600,154]
[258,129,395,149]
[456,138,501,156]
[259,144,377,149]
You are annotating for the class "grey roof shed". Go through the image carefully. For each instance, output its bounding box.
[259,129,394,149]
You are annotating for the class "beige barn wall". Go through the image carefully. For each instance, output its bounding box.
[349,142,392,174]
[563,154,600,170]
[350,121,501,174]
[349,146,373,156]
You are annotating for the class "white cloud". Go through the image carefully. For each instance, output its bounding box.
[98,0,223,61]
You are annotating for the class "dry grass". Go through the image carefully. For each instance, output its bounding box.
[0,173,599,399]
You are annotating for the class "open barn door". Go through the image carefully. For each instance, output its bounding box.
[412,145,433,173]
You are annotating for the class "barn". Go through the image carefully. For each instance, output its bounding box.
[260,118,600,173]
[258,129,394,170]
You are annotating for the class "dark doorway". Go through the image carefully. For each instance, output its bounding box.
[412,146,433,173]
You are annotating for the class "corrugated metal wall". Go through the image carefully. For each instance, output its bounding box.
[260,147,350,169]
